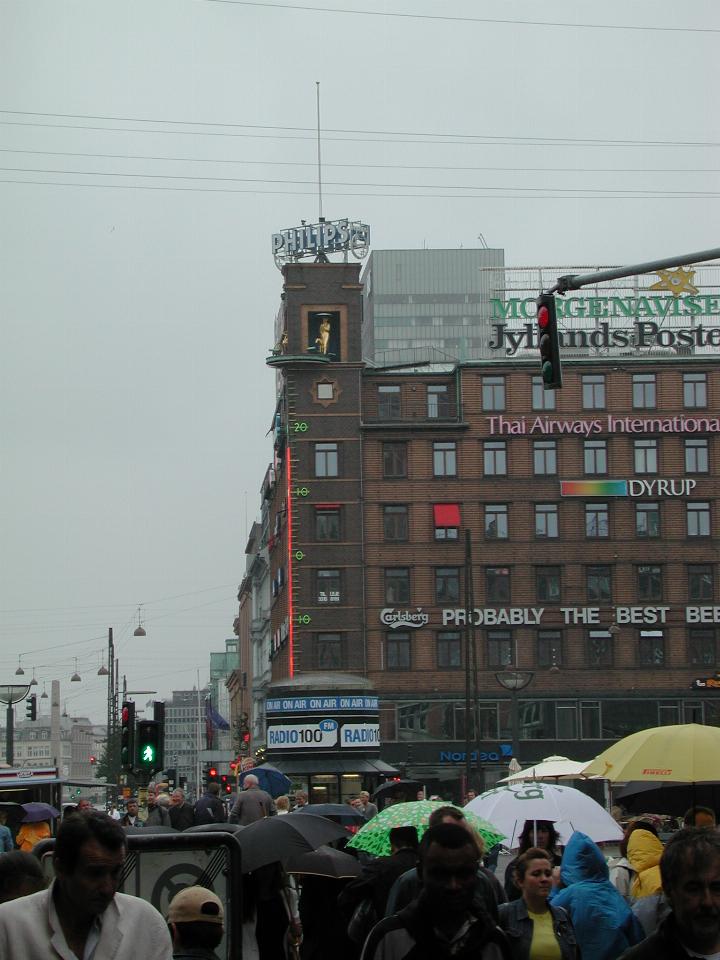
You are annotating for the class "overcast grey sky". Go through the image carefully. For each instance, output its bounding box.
[1,0,718,725]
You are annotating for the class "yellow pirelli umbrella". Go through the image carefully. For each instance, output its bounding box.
[582,723,720,783]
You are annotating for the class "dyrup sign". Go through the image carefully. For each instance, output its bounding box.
[272,218,370,268]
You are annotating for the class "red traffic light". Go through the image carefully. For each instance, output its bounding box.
[242,732,250,743]
[537,304,550,329]
[122,706,129,724]
[208,767,217,778]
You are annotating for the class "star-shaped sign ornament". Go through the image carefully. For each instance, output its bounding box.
[649,267,699,297]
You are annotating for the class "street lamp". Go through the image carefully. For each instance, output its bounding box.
[495,669,534,765]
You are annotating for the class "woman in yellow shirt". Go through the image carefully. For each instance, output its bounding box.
[499,848,580,960]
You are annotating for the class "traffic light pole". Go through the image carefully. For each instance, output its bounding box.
[549,246,720,295]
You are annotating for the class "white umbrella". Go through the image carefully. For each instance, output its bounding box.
[497,755,587,784]
[465,782,623,847]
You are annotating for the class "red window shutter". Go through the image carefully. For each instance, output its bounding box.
[433,503,461,527]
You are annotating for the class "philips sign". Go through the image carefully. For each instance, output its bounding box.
[272,218,370,268]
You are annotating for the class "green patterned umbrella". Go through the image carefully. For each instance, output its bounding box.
[347,800,504,858]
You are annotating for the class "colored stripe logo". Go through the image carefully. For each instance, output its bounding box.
[560,480,628,497]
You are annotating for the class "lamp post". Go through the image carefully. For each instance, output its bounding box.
[0,684,32,766]
[495,669,534,766]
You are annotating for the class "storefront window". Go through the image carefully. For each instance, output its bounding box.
[310,775,339,804]
[519,700,556,740]
[601,700,658,739]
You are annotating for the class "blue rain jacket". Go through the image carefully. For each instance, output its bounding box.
[551,832,644,960]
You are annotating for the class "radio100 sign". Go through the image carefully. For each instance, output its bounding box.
[267,718,339,749]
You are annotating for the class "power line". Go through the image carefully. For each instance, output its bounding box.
[0,112,718,148]
[1,165,716,196]
[1,147,716,175]
[199,0,720,35]
[1,177,716,199]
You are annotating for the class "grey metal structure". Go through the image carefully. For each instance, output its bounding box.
[361,247,506,365]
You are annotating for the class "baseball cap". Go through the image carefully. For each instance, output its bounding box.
[167,886,224,925]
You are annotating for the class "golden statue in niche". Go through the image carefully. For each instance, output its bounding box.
[315,314,331,354]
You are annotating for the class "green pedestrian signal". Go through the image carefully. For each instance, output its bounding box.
[135,719,161,771]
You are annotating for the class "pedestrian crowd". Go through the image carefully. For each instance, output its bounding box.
[0,788,717,960]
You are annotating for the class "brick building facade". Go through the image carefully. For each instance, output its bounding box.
[246,259,720,796]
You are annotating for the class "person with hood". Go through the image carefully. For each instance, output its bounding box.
[550,831,644,960]
[626,827,663,900]
[608,819,660,901]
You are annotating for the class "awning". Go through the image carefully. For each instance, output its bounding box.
[433,503,460,527]
[270,758,400,775]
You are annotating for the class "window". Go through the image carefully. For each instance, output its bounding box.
[313,633,344,669]
[685,438,709,474]
[585,502,609,538]
[427,384,450,418]
[634,439,658,474]
[317,381,334,400]
[637,565,663,601]
[535,504,559,539]
[383,442,407,478]
[584,440,607,475]
[315,507,340,541]
[687,502,711,537]
[486,567,510,603]
[639,630,665,667]
[533,440,557,475]
[684,372,707,408]
[633,374,656,409]
[385,568,410,604]
[581,701,601,739]
[435,567,461,603]
[587,565,612,602]
[387,632,411,670]
[315,442,338,477]
[538,630,563,668]
[588,630,613,666]
[482,376,506,411]
[487,630,513,667]
[485,504,509,540]
[536,567,561,603]
[383,505,408,542]
[689,629,717,666]
[434,503,460,541]
[433,441,457,477]
[484,441,507,476]
[316,569,341,603]
[636,502,660,538]
[378,384,401,418]
[437,631,462,668]
[532,376,556,411]
[688,564,714,601]
[582,375,606,409]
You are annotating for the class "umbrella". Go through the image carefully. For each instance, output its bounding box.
[285,845,362,878]
[613,781,720,818]
[371,779,422,801]
[582,723,720,783]
[291,803,367,826]
[185,822,245,835]
[238,763,291,798]
[236,813,347,873]
[466,783,623,847]
[346,800,505,858]
[498,755,587,784]
[21,802,60,823]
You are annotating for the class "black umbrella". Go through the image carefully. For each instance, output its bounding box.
[286,845,362,878]
[236,813,347,873]
[185,822,245,835]
[371,780,422,801]
[615,781,720,818]
[292,804,367,826]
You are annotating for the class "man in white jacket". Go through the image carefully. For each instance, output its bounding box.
[0,809,172,960]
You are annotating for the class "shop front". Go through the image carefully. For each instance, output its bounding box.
[265,674,398,802]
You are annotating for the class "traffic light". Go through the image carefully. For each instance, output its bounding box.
[89,755,97,765]
[239,728,251,754]
[135,719,161,772]
[25,694,37,721]
[121,701,136,772]
[536,292,563,390]
[208,766,218,782]
[220,774,232,794]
